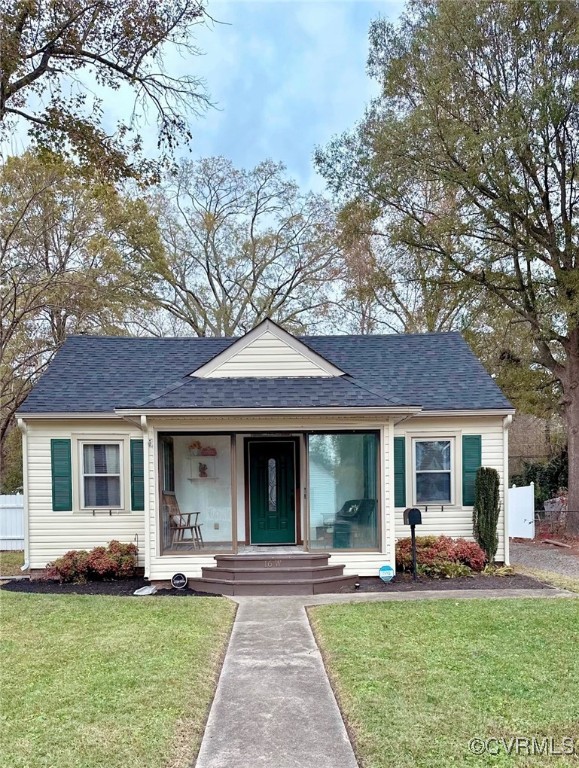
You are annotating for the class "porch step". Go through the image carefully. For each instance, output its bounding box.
[191,553,358,595]
[188,574,359,597]
[201,564,345,582]
[214,553,331,570]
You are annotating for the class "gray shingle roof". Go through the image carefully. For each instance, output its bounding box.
[18,332,513,413]
[128,376,397,409]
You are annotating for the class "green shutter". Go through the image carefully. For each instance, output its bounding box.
[130,439,145,511]
[462,435,482,506]
[394,436,406,508]
[51,439,72,511]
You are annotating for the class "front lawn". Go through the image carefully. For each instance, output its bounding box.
[0,550,25,577]
[310,599,579,767]
[514,565,579,594]
[0,593,235,768]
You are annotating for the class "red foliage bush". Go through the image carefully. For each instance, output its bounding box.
[396,535,486,577]
[44,550,90,582]
[86,547,117,577]
[45,540,138,583]
[452,538,486,571]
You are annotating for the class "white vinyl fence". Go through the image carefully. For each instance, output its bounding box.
[508,483,535,539]
[0,494,24,550]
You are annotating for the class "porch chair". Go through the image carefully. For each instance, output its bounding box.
[332,498,376,548]
[162,493,204,550]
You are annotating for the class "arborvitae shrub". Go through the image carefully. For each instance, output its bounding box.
[473,467,501,563]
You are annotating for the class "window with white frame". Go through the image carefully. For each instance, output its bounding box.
[414,439,452,504]
[82,443,122,507]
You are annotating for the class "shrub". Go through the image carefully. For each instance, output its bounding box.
[512,448,568,506]
[44,550,90,583]
[418,561,471,579]
[473,467,500,563]
[482,564,515,577]
[86,547,118,577]
[396,535,486,577]
[45,540,138,583]
[452,538,487,571]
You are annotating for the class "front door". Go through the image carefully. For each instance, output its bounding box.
[249,441,296,545]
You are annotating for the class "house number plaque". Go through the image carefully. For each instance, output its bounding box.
[264,559,282,568]
[171,573,188,589]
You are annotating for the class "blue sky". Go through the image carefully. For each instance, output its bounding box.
[175,0,405,191]
[4,0,405,193]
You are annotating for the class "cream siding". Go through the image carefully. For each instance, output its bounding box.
[23,411,508,577]
[145,415,392,579]
[394,415,508,562]
[25,419,146,570]
[202,331,335,378]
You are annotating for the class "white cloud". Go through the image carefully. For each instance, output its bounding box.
[2,0,405,194]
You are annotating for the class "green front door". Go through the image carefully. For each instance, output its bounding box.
[249,441,296,545]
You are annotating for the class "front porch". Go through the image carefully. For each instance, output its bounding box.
[148,424,393,590]
[157,430,383,554]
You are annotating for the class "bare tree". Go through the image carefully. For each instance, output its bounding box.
[147,157,342,336]
[334,200,477,334]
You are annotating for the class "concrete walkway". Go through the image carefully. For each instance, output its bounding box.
[195,587,574,768]
[195,596,358,768]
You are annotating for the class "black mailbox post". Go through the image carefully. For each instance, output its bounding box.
[403,507,422,580]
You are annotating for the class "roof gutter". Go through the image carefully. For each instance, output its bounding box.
[113,406,424,417]
[14,411,120,420]
[412,408,516,417]
[15,406,515,419]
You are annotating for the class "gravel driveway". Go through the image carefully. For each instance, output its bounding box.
[510,541,579,579]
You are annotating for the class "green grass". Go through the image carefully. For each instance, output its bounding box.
[0,550,25,577]
[514,565,579,594]
[310,599,579,768]
[0,593,235,768]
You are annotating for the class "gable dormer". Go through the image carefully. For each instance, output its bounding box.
[191,320,344,379]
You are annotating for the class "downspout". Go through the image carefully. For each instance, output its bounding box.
[141,415,151,580]
[502,414,513,565]
[17,419,30,572]
[386,421,396,569]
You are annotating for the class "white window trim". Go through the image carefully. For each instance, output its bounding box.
[79,440,124,510]
[412,437,454,506]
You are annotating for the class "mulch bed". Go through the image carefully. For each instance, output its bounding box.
[353,573,552,592]
[0,577,217,597]
[0,572,552,596]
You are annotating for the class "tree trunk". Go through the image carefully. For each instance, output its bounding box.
[563,331,579,536]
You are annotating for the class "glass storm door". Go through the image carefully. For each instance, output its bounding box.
[249,441,296,545]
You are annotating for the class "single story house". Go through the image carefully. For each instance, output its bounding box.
[16,320,514,593]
